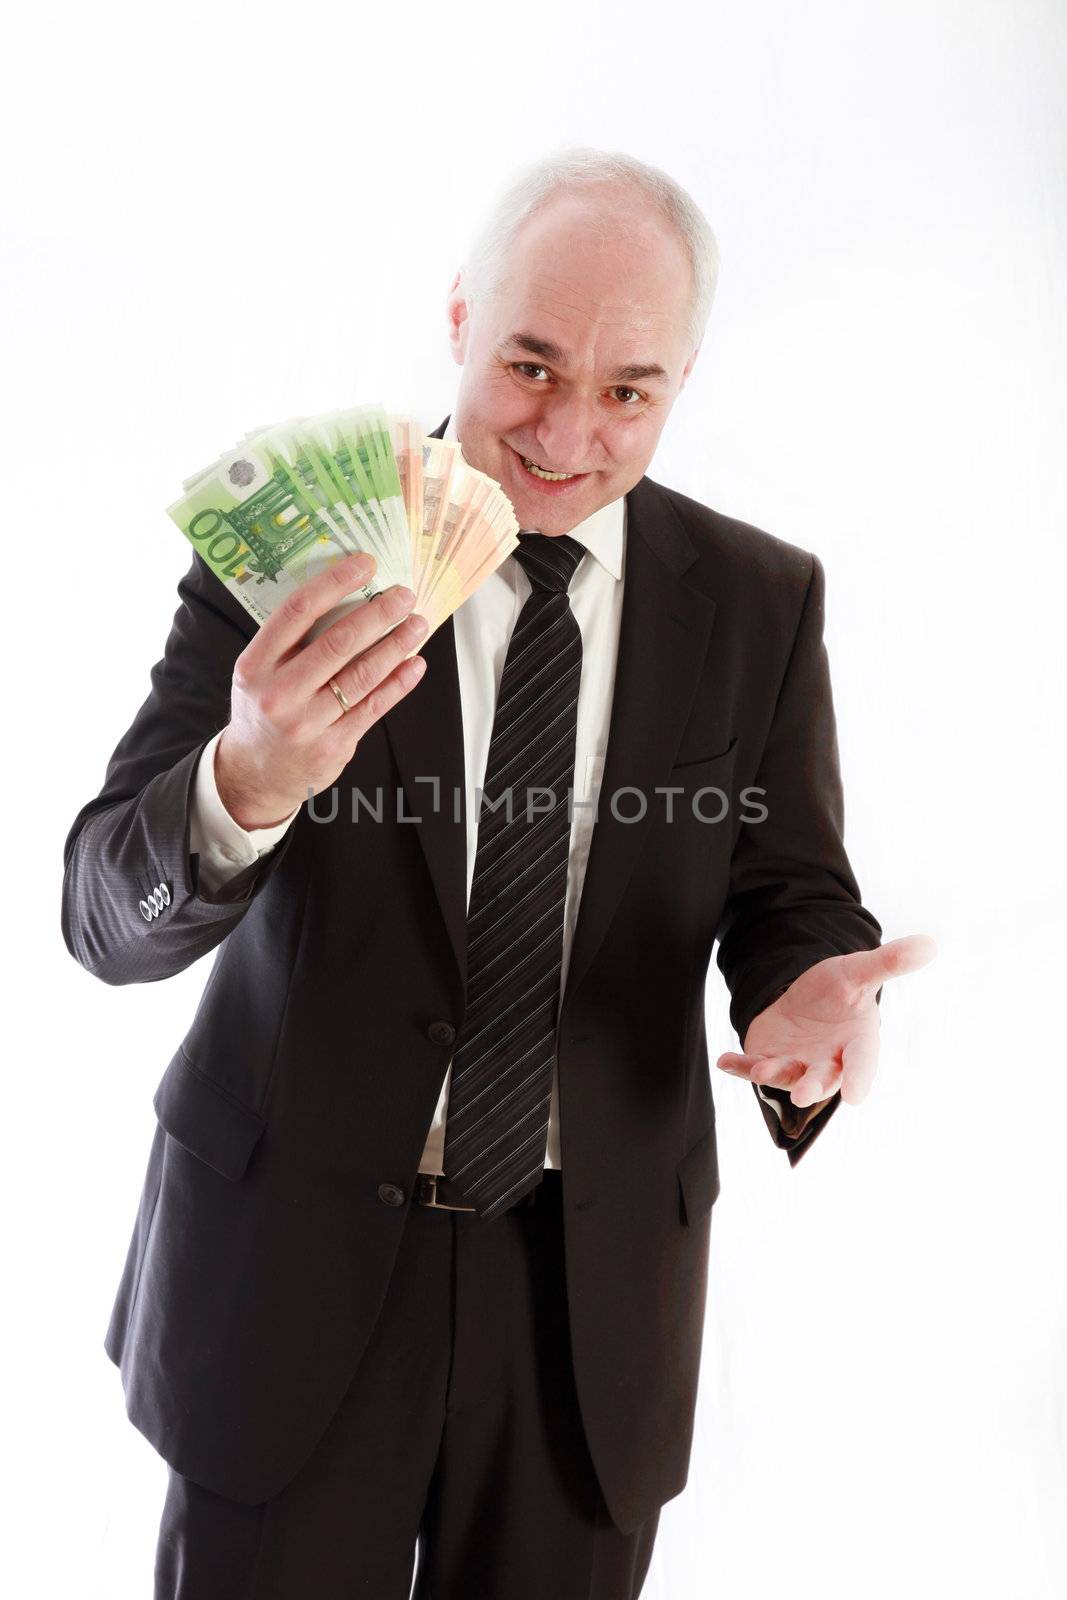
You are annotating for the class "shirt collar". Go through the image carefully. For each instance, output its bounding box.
[441,413,625,582]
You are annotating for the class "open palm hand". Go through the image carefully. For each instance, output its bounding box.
[716,934,937,1109]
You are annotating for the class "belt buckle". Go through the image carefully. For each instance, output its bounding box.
[421,1173,477,1212]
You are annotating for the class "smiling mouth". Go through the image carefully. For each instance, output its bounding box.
[518,452,585,482]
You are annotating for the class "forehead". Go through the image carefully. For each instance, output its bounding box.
[487,190,693,358]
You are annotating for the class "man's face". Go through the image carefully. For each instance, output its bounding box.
[447,188,701,536]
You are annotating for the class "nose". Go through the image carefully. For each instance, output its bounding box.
[532,392,598,473]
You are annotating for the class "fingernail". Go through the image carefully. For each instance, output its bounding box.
[395,586,415,606]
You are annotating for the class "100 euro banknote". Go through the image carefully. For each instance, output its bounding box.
[169,408,411,628]
[167,407,519,638]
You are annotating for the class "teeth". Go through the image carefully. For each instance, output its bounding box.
[522,456,577,482]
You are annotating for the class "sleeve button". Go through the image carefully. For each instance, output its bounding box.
[427,1020,456,1046]
[377,1183,406,1207]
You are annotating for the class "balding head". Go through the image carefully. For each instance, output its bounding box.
[447,159,715,536]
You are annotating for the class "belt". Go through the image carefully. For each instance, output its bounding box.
[414,1170,558,1212]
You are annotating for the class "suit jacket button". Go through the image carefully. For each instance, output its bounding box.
[427,1020,456,1046]
[377,1182,406,1207]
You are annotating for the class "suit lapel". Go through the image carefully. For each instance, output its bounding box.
[562,475,717,1004]
[383,417,718,1005]
[381,416,466,986]
[383,611,468,988]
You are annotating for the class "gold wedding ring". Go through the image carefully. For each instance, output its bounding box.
[328,676,353,714]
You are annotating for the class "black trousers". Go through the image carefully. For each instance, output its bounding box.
[154,1169,661,1598]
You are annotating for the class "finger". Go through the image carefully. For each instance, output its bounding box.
[314,610,429,730]
[839,933,938,998]
[296,583,419,700]
[790,1058,843,1107]
[327,651,428,744]
[242,552,378,674]
[716,1052,809,1088]
[839,1031,880,1105]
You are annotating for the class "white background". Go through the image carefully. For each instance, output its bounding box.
[3,0,1064,1595]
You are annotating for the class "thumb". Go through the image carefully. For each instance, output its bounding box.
[841,933,937,995]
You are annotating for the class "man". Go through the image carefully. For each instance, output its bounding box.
[63,147,934,1597]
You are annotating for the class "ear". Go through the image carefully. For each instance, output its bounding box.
[678,336,703,391]
[446,271,471,366]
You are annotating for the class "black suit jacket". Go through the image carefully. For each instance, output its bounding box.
[62,446,881,1534]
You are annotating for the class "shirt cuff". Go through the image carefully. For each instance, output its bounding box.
[190,729,301,892]
[754,1081,833,1138]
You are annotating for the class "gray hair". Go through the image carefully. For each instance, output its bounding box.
[460,145,720,352]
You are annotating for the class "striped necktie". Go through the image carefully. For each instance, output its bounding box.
[442,531,587,1219]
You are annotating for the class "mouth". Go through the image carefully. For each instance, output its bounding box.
[521,455,578,482]
[507,443,591,494]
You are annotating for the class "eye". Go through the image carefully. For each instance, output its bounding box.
[612,386,643,406]
[514,362,551,382]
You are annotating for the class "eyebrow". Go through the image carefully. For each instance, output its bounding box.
[500,332,669,384]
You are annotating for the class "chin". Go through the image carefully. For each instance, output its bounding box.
[511,490,595,534]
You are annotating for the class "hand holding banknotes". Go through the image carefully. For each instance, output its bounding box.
[215,551,429,830]
[169,402,523,830]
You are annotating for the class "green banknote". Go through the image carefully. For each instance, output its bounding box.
[167,404,521,641]
[168,407,413,628]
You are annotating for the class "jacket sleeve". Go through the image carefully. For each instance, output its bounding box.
[61,552,298,985]
[714,551,883,1162]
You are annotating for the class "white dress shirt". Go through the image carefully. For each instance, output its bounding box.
[189,414,627,1174]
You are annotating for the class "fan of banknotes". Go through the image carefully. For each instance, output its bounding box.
[167,405,520,642]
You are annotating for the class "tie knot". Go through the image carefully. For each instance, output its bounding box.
[513,532,586,594]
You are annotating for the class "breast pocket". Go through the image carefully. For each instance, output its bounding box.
[660,737,739,828]
[669,736,738,771]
